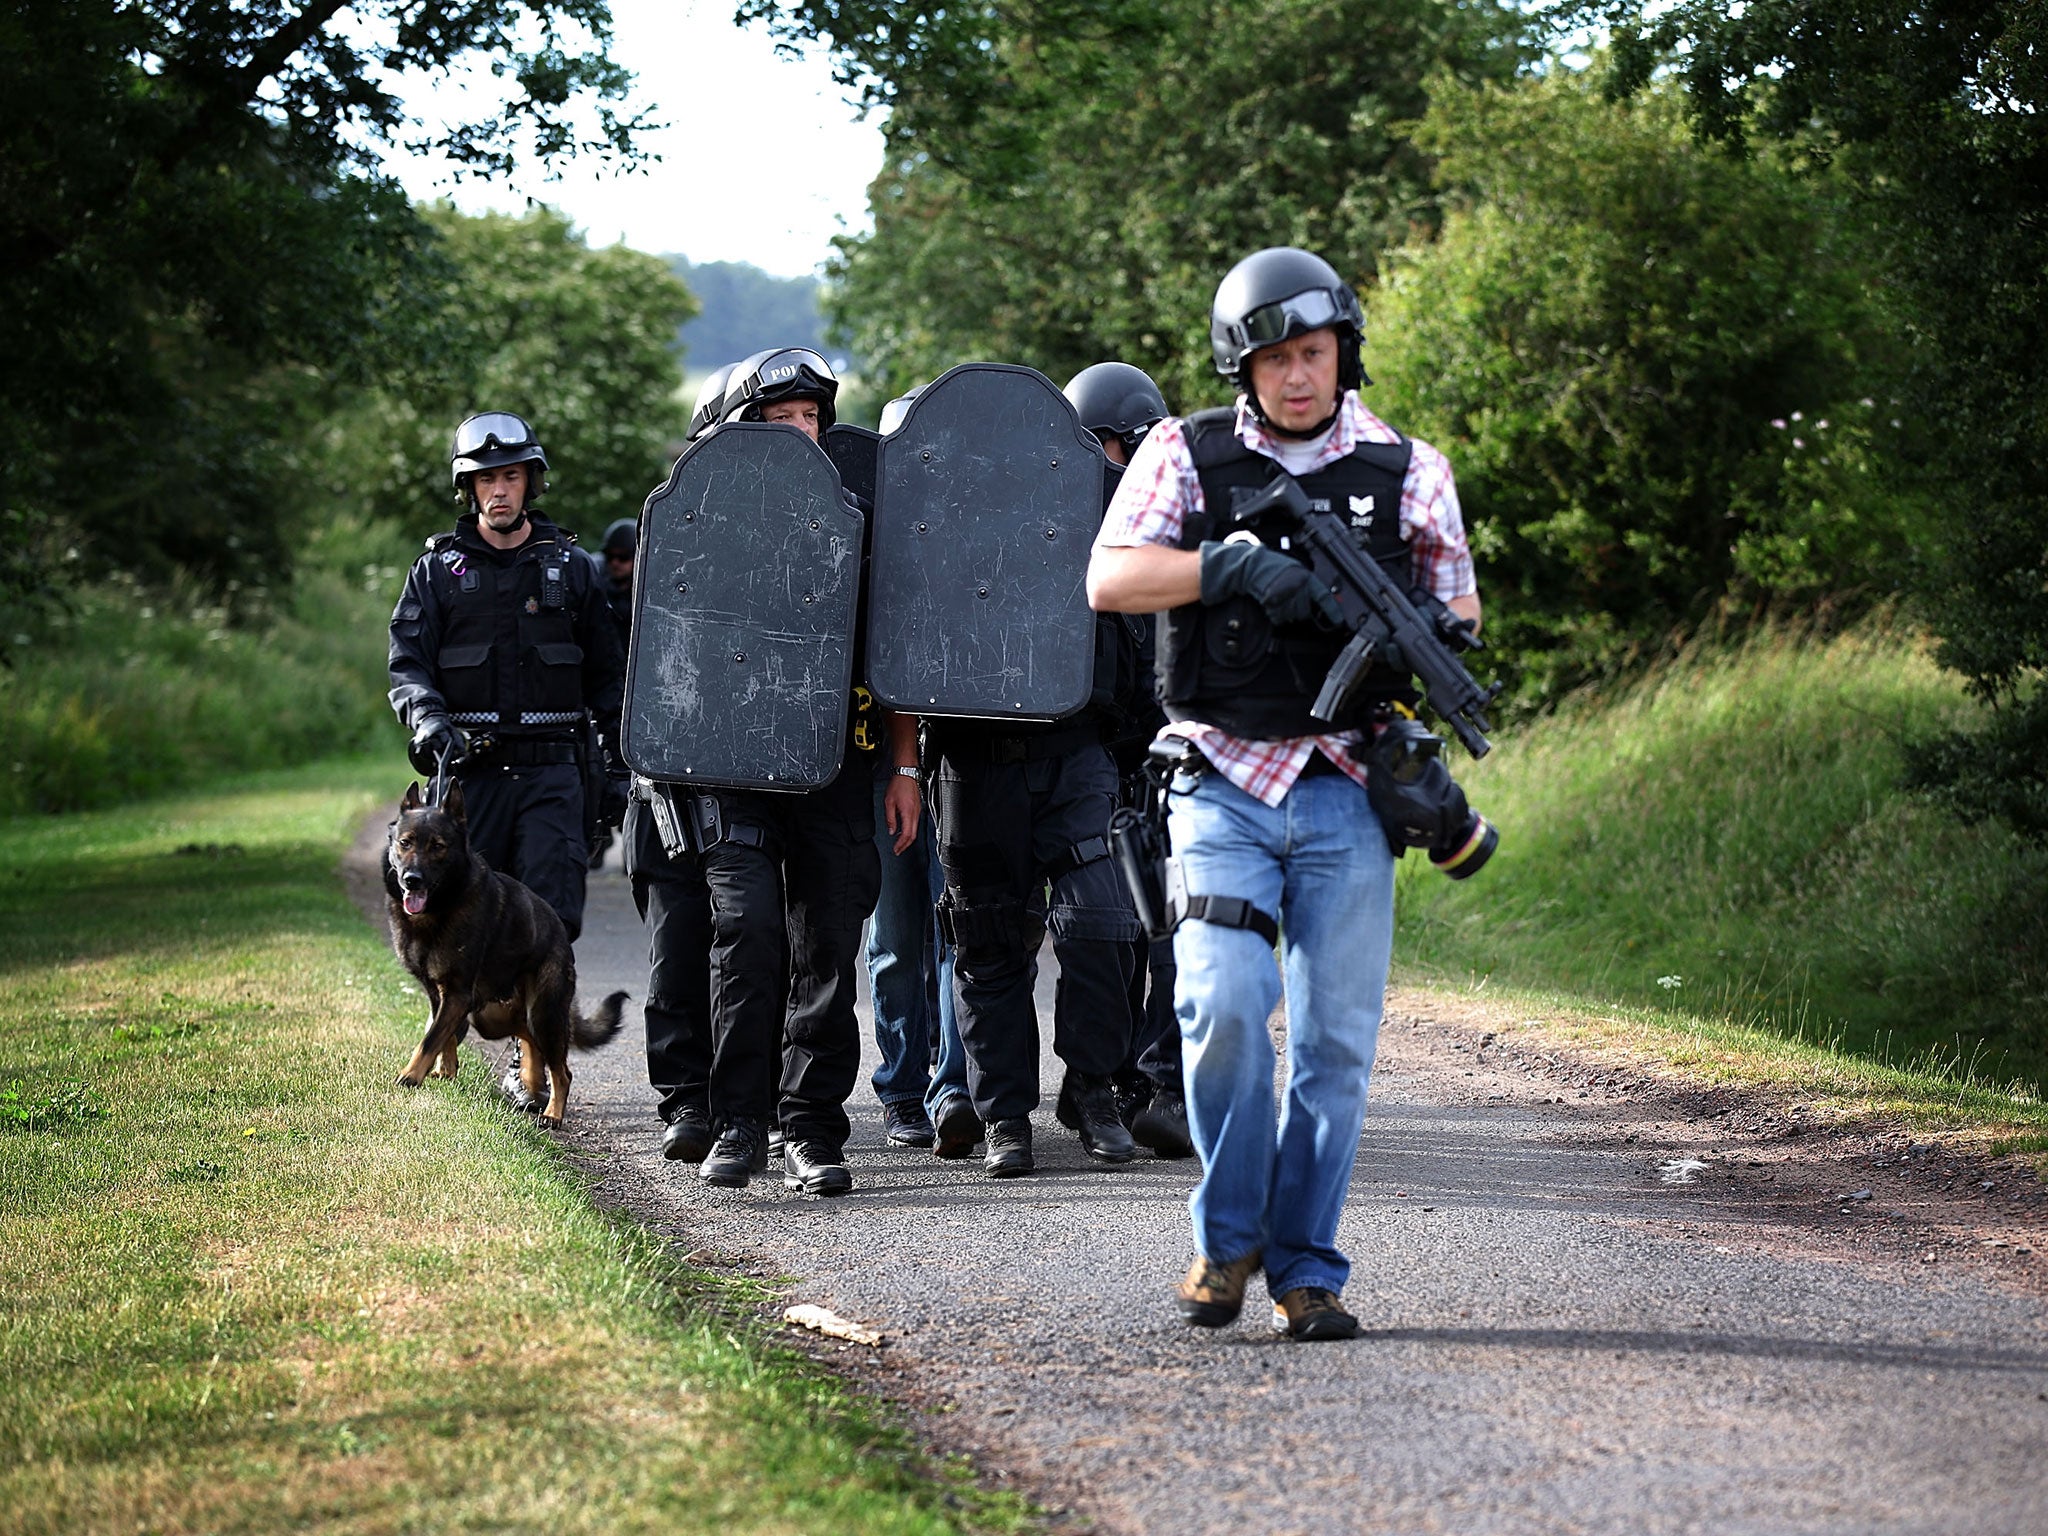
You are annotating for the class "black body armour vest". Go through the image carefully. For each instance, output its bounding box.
[1159,407,1413,741]
[427,526,587,731]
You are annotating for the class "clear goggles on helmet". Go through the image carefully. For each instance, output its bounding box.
[1234,287,1359,351]
[454,411,538,457]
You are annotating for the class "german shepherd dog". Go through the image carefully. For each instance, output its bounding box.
[384,779,626,1125]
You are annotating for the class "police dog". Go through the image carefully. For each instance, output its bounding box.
[384,779,625,1125]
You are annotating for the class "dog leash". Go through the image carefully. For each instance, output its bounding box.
[429,743,456,809]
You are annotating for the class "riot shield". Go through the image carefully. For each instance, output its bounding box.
[866,363,1106,721]
[622,422,865,791]
[824,423,880,508]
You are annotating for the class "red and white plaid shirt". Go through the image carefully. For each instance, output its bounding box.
[1095,392,1475,806]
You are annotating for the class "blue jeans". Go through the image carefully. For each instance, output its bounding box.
[866,779,964,1110]
[1167,766,1395,1299]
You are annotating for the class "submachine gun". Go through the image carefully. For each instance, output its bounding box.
[1228,470,1501,879]
[1226,472,1499,758]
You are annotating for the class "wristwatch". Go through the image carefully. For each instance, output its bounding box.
[893,765,921,780]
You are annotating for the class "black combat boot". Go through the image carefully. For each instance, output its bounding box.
[1056,1071,1137,1163]
[983,1117,1034,1178]
[932,1092,983,1160]
[783,1139,854,1197]
[661,1104,715,1163]
[698,1118,770,1188]
[1131,1084,1194,1159]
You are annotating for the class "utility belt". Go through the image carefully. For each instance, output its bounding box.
[459,733,580,768]
[936,721,1102,766]
[634,778,770,861]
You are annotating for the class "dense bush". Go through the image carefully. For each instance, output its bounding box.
[1369,68,1924,704]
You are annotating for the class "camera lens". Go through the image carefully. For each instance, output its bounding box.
[1431,812,1497,880]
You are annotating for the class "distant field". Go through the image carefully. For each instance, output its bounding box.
[1395,622,2048,1097]
[0,759,1022,1535]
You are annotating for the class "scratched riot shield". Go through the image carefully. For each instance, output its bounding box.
[622,422,865,790]
[866,363,1106,721]
[824,423,880,508]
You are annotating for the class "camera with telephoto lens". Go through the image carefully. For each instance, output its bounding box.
[1366,712,1497,880]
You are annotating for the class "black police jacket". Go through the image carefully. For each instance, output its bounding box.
[1158,406,1413,740]
[388,513,625,742]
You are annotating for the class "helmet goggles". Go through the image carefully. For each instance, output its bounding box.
[453,411,539,459]
[753,348,835,399]
[1228,286,1362,356]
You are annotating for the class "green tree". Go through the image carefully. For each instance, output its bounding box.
[751,0,1527,407]
[332,206,696,549]
[0,0,652,612]
[1570,1,2048,833]
[1369,68,1907,701]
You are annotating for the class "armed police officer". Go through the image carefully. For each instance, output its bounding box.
[1086,248,1481,1340]
[618,368,742,1166]
[924,414,1152,1180]
[1064,361,1191,1161]
[685,348,920,1197]
[389,412,626,945]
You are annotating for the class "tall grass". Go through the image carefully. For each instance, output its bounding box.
[1396,620,2048,1091]
[0,520,407,815]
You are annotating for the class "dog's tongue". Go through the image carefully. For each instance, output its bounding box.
[403,892,428,916]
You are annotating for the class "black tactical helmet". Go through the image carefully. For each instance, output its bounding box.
[1209,247,1367,399]
[450,411,548,498]
[601,517,637,558]
[1063,362,1168,455]
[687,362,737,441]
[877,384,925,435]
[720,346,839,432]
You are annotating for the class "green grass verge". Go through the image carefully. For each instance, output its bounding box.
[0,758,1028,1535]
[1396,620,2048,1103]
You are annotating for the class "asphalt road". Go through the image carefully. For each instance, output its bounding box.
[355,824,2048,1536]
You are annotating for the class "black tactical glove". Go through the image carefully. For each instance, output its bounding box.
[1199,538,1344,628]
[407,713,467,775]
[598,739,631,831]
[602,772,630,831]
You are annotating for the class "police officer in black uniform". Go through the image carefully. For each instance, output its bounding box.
[620,373,736,1165]
[927,422,1151,1178]
[388,411,625,946]
[689,348,922,1196]
[1063,361,1192,1160]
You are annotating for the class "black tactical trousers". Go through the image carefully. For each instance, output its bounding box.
[624,794,712,1124]
[932,736,1142,1125]
[703,762,881,1149]
[1121,934,1182,1094]
[456,759,587,940]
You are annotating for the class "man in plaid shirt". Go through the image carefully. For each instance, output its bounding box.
[1086,247,1481,1341]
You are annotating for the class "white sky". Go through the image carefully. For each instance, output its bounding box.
[379,0,887,277]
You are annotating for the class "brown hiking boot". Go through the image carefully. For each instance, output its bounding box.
[1270,1287,1360,1341]
[1176,1250,1263,1328]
